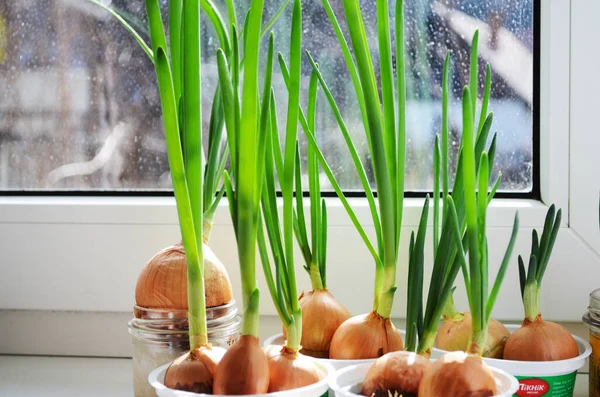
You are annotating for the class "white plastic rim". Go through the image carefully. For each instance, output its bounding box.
[431,324,592,377]
[148,358,335,397]
[263,331,405,370]
[328,362,519,397]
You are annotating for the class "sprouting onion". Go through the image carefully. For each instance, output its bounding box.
[503,205,579,361]
[282,70,351,358]
[88,0,237,311]
[434,31,510,359]
[89,0,293,313]
[418,81,520,396]
[361,193,467,396]
[360,47,480,394]
[212,0,272,393]
[136,0,227,391]
[254,2,325,391]
[285,0,408,360]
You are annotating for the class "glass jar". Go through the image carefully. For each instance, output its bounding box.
[128,300,241,397]
[583,288,600,397]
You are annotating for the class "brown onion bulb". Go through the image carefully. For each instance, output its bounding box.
[418,351,497,397]
[264,344,323,392]
[164,345,226,393]
[329,311,404,359]
[503,315,579,361]
[213,335,269,394]
[361,351,430,397]
[435,312,510,358]
[285,289,351,357]
[135,242,232,309]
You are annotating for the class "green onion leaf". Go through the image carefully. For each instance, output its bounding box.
[434,135,441,254]
[477,64,492,137]
[319,199,328,288]
[537,207,561,283]
[405,230,418,352]
[486,212,519,320]
[88,0,154,61]
[470,30,479,118]
[201,0,231,55]
[518,255,526,301]
[304,52,382,254]
[169,0,182,99]
[441,51,450,213]
[293,143,312,272]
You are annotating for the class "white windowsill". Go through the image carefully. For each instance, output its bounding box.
[0,356,132,397]
[0,195,551,228]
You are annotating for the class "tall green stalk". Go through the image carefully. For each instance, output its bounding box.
[91,0,237,352]
[224,0,266,339]
[144,0,207,349]
[292,71,327,291]
[438,33,500,321]
[258,0,304,352]
[459,85,520,355]
[301,0,407,320]
[90,0,292,346]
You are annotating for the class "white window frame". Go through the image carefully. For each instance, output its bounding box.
[1,0,598,356]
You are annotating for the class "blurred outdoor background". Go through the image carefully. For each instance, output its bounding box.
[0,0,534,192]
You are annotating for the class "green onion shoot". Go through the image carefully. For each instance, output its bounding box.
[361,192,466,396]
[285,69,351,358]
[503,205,579,361]
[212,0,272,393]
[434,31,511,359]
[419,81,520,397]
[88,0,235,313]
[292,0,409,360]
[145,0,226,392]
[256,1,326,391]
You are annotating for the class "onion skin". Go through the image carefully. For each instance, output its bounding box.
[435,312,509,358]
[503,315,579,361]
[329,311,404,359]
[213,335,269,395]
[286,289,351,357]
[164,345,226,393]
[135,242,233,309]
[264,345,323,392]
[361,351,430,397]
[418,351,496,397]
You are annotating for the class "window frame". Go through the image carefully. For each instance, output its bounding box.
[1,0,598,358]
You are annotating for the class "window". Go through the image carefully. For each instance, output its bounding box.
[0,0,535,193]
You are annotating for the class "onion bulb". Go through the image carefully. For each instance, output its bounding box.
[213,335,269,394]
[503,314,578,361]
[263,344,323,392]
[361,351,429,397]
[435,312,509,358]
[284,289,351,357]
[329,311,403,359]
[418,351,496,397]
[135,242,232,309]
[164,345,226,393]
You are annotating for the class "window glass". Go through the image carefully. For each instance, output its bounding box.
[0,0,533,192]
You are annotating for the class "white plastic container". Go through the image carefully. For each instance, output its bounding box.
[329,362,519,397]
[432,324,592,397]
[148,359,335,397]
[263,330,406,370]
